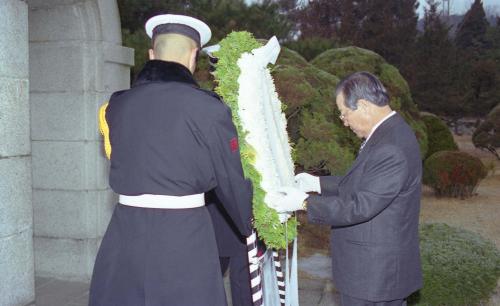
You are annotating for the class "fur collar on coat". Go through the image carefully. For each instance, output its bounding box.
[133,60,199,88]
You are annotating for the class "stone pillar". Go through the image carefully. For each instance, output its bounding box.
[28,0,133,280]
[0,1,35,305]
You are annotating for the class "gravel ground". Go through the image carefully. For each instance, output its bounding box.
[420,135,500,250]
[420,135,500,306]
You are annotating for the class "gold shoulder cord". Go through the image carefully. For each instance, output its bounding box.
[98,102,111,160]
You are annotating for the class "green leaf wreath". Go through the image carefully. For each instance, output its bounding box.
[213,31,297,249]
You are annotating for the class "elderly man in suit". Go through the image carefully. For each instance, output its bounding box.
[271,72,423,306]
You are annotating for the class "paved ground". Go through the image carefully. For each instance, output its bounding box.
[35,257,340,306]
[35,276,89,306]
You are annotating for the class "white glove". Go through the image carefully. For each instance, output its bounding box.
[278,212,292,223]
[265,193,292,222]
[266,187,309,213]
[295,172,321,193]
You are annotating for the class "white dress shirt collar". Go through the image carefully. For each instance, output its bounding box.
[364,111,396,144]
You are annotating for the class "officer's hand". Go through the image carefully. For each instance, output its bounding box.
[295,173,321,193]
[266,187,309,213]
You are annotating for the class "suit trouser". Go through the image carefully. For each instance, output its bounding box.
[340,293,407,306]
[220,251,253,306]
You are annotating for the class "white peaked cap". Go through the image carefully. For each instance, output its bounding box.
[145,14,212,47]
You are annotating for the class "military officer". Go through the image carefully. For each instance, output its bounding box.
[89,14,253,306]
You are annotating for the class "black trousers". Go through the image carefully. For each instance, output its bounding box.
[220,249,252,306]
[340,293,407,306]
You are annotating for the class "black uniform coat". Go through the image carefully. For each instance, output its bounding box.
[205,192,247,257]
[89,60,253,306]
[206,191,253,306]
[307,114,423,302]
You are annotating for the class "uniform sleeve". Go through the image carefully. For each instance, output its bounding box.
[307,145,408,227]
[206,108,253,237]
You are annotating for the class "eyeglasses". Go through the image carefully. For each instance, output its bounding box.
[339,109,352,121]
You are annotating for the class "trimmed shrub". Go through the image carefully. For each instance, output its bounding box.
[311,47,386,79]
[273,47,359,175]
[409,223,500,306]
[274,46,310,68]
[284,36,339,61]
[195,42,429,176]
[422,115,458,159]
[194,54,215,90]
[311,47,428,158]
[295,112,355,175]
[473,103,500,159]
[423,151,487,198]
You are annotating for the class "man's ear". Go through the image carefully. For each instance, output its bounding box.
[149,49,155,60]
[188,48,198,73]
[358,99,370,112]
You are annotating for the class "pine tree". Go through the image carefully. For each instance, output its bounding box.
[454,0,500,116]
[357,0,419,68]
[296,0,419,69]
[117,0,294,79]
[296,0,341,38]
[455,0,489,54]
[358,0,392,55]
[241,0,293,40]
[412,0,457,115]
[337,0,360,44]
[118,0,185,32]
[487,15,500,50]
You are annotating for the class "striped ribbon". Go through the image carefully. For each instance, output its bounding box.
[273,250,286,306]
[247,231,263,306]
[208,54,218,74]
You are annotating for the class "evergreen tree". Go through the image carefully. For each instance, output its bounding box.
[296,0,419,69]
[337,0,361,44]
[296,0,341,38]
[486,15,500,50]
[242,0,293,40]
[454,0,500,116]
[357,0,419,68]
[119,0,292,41]
[468,59,499,115]
[117,0,293,79]
[455,0,489,54]
[412,0,457,115]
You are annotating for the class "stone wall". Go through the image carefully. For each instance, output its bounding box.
[0,1,35,305]
[28,0,133,280]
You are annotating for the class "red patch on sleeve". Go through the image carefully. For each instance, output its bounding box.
[230,137,239,152]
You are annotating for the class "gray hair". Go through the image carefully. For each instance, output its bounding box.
[335,71,389,110]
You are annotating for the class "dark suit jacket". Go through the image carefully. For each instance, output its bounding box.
[307,113,423,301]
